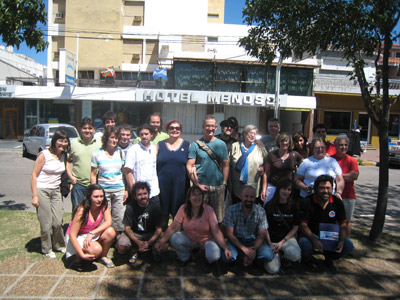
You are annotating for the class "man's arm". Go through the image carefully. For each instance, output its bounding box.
[123,167,134,192]
[124,225,141,247]
[186,158,208,192]
[222,159,229,183]
[336,222,348,253]
[300,221,323,252]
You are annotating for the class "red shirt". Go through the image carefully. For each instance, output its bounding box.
[326,141,336,156]
[332,154,359,199]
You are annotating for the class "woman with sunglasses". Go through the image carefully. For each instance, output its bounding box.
[157,120,190,225]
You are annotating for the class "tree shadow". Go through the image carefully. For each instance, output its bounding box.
[0,200,29,210]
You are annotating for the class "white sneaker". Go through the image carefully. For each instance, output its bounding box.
[56,247,66,254]
[44,251,56,259]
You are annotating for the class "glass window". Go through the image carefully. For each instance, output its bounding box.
[389,114,399,136]
[324,111,352,135]
[268,67,313,96]
[175,62,213,90]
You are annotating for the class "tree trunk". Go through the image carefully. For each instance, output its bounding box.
[368,119,389,241]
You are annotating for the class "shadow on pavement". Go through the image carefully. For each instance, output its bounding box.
[0,200,29,210]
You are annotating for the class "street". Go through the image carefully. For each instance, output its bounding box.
[0,143,399,230]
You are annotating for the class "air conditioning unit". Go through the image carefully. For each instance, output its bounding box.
[161,45,169,52]
[134,16,142,22]
[55,12,63,19]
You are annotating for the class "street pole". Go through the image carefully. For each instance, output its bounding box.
[274,54,283,119]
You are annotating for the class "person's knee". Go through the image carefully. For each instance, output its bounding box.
[170,232,183,248]
[264,256,280,274]
[258,244,274,262]
[205,242,221,263]
[87,242,102,258]
[103,227,116,242]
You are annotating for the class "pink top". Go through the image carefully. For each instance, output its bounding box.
[174,204,218,245]
[66,209,104,235]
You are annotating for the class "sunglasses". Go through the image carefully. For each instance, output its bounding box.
[169,126,181,131]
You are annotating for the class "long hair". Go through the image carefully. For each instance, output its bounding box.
[266,178,293,214]
[72,184,108,227]
[275,132,294,150]
[101,126,117,149]
[184,186,204,220]
[49,130,70,154]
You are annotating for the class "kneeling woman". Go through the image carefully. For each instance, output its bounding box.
[65,184,116,268]
[264,178,301,274]
[155,186,231,266]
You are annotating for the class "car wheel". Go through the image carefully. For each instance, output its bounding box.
[22,144,27,157]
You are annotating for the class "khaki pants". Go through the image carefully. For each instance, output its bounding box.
[205,185,226,223]
[37,188,65,254]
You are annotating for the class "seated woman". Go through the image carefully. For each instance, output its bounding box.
[264,178,302,274]
[155,186,231,266]
[65,184,116,268]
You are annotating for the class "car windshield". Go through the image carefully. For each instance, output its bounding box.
[48,127,78,138]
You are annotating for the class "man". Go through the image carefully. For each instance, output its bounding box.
[299,175,354,268]
[260,117,280,152]
[186,115,229,222]
[118,124,133,159]
[116,182,164,264]
[332,135,359,236]
[68,117,102,210]
[94,111,116,140]
[215,119,238,153]
[124,124,160,206]
[222,185,274,269]
[310,124,336,156]
[134,112,169,145]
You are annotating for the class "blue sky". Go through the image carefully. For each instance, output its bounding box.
[1,0,246,66]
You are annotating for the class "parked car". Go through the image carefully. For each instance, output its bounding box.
[389,146,400,166]
[23,123,79,157]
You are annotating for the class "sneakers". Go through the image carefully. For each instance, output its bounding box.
[44,251,56,259]
[56,247,66,254]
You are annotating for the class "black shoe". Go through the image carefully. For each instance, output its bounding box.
[324,257,335,269]
[179,258,191,267]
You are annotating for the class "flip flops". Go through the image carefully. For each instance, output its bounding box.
[100,257,115,268]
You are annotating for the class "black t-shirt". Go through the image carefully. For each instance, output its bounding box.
[266,201,299,243]
[123,200,165,234]
[300,194,346,236]
[215,134,237,153]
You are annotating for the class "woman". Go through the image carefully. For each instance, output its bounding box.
[91,127,127,233]
[155,186,232,266]
[65,184,116,268]
[230,124,268,204]
[31,130,70,258]
[295,137,344,199]
[264,178,301,274]
[332,134,359,236]
[293,131,309,159]
[157,120,190,223]
[264,132,303,203]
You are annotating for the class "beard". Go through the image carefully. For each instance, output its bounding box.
[244,201,253,209]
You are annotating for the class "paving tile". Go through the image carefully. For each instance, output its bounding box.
[65,261,104,276]
[0,257,34,274]
[371,275,400,295]
[335,274,388,296]
[0,275,18,294]
[183,278,225,298]
[140,278,181,298]
[106,261,145,277]
[297,275,348,296]
[6,275,58,297]
[96,277,140,298]
[224,277,268,298]
[354,258,400,275]
[145,259,180,277]
[27,258,65,275]
[263,276,309,297]
[50,276,99,297]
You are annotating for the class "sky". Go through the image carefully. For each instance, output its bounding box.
[0,0,246,66]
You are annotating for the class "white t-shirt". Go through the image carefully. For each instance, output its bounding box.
[296,156,342,198]
[37,150,65,189]
[124,143,159,198]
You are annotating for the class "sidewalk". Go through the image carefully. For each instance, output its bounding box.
[1,222,399,300]
[359,149,380,166]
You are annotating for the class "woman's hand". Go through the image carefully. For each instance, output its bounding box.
[273,241,284,253]
[83,233,93,251]
[32,196,39,207]
[79,252,96,260]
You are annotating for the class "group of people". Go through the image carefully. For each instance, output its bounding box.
[30,112,358,273]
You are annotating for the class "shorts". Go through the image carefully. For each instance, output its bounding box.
[343,198,356,221]
[65,233,100,258]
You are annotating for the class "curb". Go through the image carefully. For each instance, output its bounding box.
[361,161,376,166]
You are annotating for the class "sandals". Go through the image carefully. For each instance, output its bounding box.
[129,253,138,265]
[100,257,115,268]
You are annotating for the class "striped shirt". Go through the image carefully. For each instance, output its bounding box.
[91,148,124,191]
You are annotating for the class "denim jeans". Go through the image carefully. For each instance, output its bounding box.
[170,232,221,263]
[299,234,354,260]
[71,183,88,212]
[222,238,274,263]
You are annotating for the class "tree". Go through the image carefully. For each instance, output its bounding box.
[239,0,400,241]
[0,0,47,51]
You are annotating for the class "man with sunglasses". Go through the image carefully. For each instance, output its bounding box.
[216,119,238,153]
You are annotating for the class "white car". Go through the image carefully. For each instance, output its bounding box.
[23,123,79,157]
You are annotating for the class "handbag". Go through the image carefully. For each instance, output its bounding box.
[60,152,71,198]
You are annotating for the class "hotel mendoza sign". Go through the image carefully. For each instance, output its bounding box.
[136,89,286,107]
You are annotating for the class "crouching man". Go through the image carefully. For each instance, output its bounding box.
[116,182,165,265]
[299,174,354,268]
[222,185,274,270]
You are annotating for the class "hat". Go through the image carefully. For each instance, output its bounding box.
[220,119,236,128]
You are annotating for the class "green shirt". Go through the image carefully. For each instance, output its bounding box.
[134,131,169,145]
[69,136,102,186]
